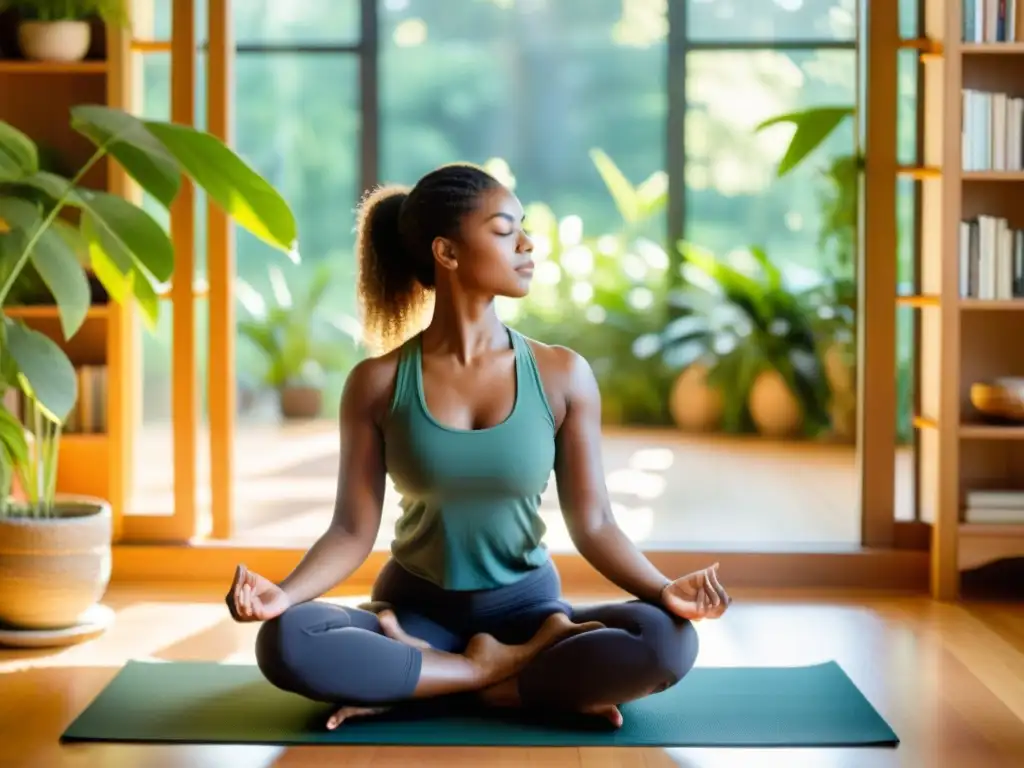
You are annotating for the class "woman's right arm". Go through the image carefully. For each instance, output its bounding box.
[275,357,391,606]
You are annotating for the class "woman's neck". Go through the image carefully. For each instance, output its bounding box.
[422,285,507,364]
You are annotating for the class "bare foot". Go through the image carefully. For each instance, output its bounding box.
[326,704,391,730]
[581,703,623,728]
[465,612,604,686]
[479,677,624,728]
[378,609,433,651]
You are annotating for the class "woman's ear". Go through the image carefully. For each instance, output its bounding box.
[431,237,458,273]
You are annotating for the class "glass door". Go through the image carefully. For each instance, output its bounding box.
[205,0,365,545]
[118,0,202,542]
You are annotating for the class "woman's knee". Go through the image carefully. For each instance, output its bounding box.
[629,602,700,684]
[255,605,303,684]
[254,602,339,693]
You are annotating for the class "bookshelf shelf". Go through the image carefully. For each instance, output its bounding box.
[961,42,1024,53]
[0,60,108,74]
[962,171,1024,180]
[959,299,1024,309]
[960,523,1024,535]
[3,304,110,320]
[958,522,1024,571]
[959,422,1024,439]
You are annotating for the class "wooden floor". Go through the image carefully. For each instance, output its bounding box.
[1,582,1023,767]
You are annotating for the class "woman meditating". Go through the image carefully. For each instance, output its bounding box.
[226,163,731,730]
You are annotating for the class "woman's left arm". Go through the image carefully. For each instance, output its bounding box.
[552,350,675,604]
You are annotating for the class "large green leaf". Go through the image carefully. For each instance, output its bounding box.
[128,264,160,329]
[31,236,91,340]
[0,121,38,182]
[77,188,174,282]
[82,214,130,303]
[82,214,161,328]
[634,172,668,222]
[51,219,89,265]
[0,196,39,228]
[0,402,28,470]
[0,197,90,338]
[3,319,77,423]
[756,106,854,177]
[17,171,83,206]
[70,105,181,208]
[590,148,639,223]
[143,121,298,256]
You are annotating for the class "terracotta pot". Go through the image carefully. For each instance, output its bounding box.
[0,496,111,631]
[668,363,723,432]
[824,343,857,440]
[748,369,804,438]
[18,21,91,62]
[280,386,323,420]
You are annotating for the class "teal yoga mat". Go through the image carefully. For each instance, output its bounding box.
[61,660,899,748]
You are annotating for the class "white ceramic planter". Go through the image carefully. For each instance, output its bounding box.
[18,20,91,63]
[0,495,112,630]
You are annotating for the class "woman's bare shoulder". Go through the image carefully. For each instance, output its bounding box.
[339,344,405,423]
[520,334,597,424]
[522,335,593,382]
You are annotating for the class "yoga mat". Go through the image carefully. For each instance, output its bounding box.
[61,660,899,748]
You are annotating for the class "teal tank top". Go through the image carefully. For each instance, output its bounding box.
[382,327,556,591]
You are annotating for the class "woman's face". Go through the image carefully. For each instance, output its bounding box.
[436,185,536,298]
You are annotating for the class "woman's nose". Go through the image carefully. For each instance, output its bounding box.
[518,230,534,252]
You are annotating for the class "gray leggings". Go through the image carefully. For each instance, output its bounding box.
[255,558,699,711]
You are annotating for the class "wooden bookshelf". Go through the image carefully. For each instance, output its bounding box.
[0,14,132,537]
[915,0,1024,598]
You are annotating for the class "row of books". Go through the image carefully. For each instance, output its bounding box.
[959,216,1024,299]
[0,365,107,434]
[964,489,1024,524]
[962,90,1024,172]
[964,0,1024,42]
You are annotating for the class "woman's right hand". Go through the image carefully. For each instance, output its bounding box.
[226,563,291,622]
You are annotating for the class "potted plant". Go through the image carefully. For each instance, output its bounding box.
[236,261,361,420]
[0,104,297,642]
[756,105,860,440]
[635,242,832,439]
[0,0,127,62]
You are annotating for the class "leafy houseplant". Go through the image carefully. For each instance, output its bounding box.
[0,0,127,62]
[0,104,296,636]
[755,105,859,440]
[236,260,361,420]
[636,243,832,439]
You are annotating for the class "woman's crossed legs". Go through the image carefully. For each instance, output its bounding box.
[255,595,699,729]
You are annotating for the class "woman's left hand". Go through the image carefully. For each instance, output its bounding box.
[660,563,732,621]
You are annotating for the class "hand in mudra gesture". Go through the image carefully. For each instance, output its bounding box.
[660,563,732,621]
[226,564,291,622]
